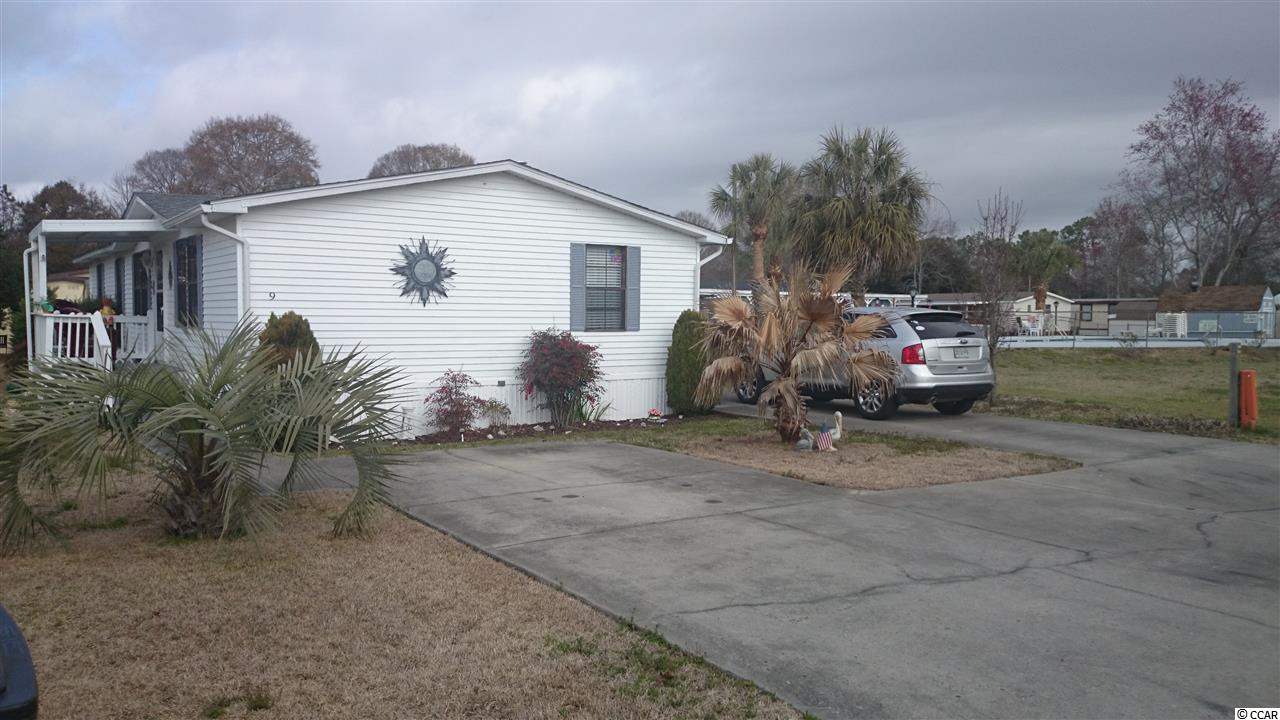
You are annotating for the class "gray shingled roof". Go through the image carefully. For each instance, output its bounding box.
[132,192,218,219]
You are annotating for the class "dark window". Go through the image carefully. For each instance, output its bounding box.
[95,263,104,299]
[905,312,981,339]
[155,250,164,333]
[1080,305,1093,322]
[132,254,150,316]
[175,236,201,327]
[585,244,625,331]
[114,257,125,311]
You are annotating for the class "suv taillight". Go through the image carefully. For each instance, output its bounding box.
[901,343,926,365]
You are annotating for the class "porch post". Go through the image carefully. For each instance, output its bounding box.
[34,232,48,300]
[22,240,34,364]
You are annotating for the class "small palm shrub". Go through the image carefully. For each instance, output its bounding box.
[696,265,896,442]
[425,369,484,436]
[0,318,404,550]
[518,329,603,427]
[259,311,321,367]
[665,310,713,415]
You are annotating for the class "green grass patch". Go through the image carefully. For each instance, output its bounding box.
[72,516,129,531]
[544,633,599,657]
[986,347,1280,443]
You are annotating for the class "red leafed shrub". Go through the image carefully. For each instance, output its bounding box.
[517,329,604,427]
[425,369,484,436]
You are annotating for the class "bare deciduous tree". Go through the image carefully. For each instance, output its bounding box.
[185,114,320,197]
[367,143,475,178]
[675,209,715,230]
[971,189,1022,397]
[1123,77,1280,286]
[132,148,198,193]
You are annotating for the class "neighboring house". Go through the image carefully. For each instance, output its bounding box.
[1073,297,1158,336]
[1156,285,1276,338]
[22,160,730,433]
[1010,292,1075,335]
[47,269,90,303]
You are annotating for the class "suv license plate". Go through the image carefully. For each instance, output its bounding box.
[952,347,977,359]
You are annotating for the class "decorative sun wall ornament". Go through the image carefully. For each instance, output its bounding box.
[391,237,456,305]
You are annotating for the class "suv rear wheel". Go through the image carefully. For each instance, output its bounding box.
[735,370,765,405]
[933,399,975,415]
[853,380,898,420]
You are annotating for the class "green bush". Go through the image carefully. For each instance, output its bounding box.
[259,311,320,367]
[665,310,713,414]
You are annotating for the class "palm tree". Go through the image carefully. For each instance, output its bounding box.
[1014,230,1079,310]
[709,154,798,291]
[695,265,896,443]
[794,127,930,302]
[1,318,405,550]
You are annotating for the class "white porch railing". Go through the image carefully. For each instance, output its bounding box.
[30,312,154,370]
[114,315,155,360]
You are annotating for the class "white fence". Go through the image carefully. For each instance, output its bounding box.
[998,334,1280,349]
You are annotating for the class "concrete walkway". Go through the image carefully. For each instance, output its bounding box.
[345,412,1278,719]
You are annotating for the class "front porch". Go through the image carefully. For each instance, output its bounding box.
[23,218,169,369]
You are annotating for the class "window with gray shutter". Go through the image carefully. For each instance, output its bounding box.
[585,245,626,331]
[175,236,202,327]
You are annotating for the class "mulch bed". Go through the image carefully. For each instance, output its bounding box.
[410,414,693,445]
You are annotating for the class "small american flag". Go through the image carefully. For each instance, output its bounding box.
[815,427,834,451]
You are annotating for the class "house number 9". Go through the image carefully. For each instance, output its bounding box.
[269,292,276,300]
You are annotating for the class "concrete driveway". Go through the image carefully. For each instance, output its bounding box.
[370,411,1278,719]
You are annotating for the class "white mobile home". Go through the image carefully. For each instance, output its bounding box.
[23,161,729,434]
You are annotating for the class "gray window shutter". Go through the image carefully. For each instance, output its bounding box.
[196,236,205,325]
[626,246,641,331]
[569,243,586,332]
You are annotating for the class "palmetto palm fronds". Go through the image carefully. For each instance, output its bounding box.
[0,316,407,551]
[709,154,798,288]
[793,127,930,295]
[695,265,897,442]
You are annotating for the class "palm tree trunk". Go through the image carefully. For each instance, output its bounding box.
[730,242,738,293]
[751,225,768,286]
[773,397,806,443]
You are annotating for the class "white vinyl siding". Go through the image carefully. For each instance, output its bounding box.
[237,172,698,434]
[201,225,240,334]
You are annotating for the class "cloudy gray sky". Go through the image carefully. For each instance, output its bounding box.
[2,1,1277,232]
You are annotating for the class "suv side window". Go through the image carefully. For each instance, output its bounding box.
[844,311,898,338]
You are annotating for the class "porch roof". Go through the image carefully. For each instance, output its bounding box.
[28,218,166,243]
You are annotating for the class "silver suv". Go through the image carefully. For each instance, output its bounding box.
[736,307,995,420]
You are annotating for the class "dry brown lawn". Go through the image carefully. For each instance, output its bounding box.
[0,476,799,720]
[674,426,1073,490]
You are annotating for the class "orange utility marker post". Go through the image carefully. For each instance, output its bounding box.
[1239,369,1259,430]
